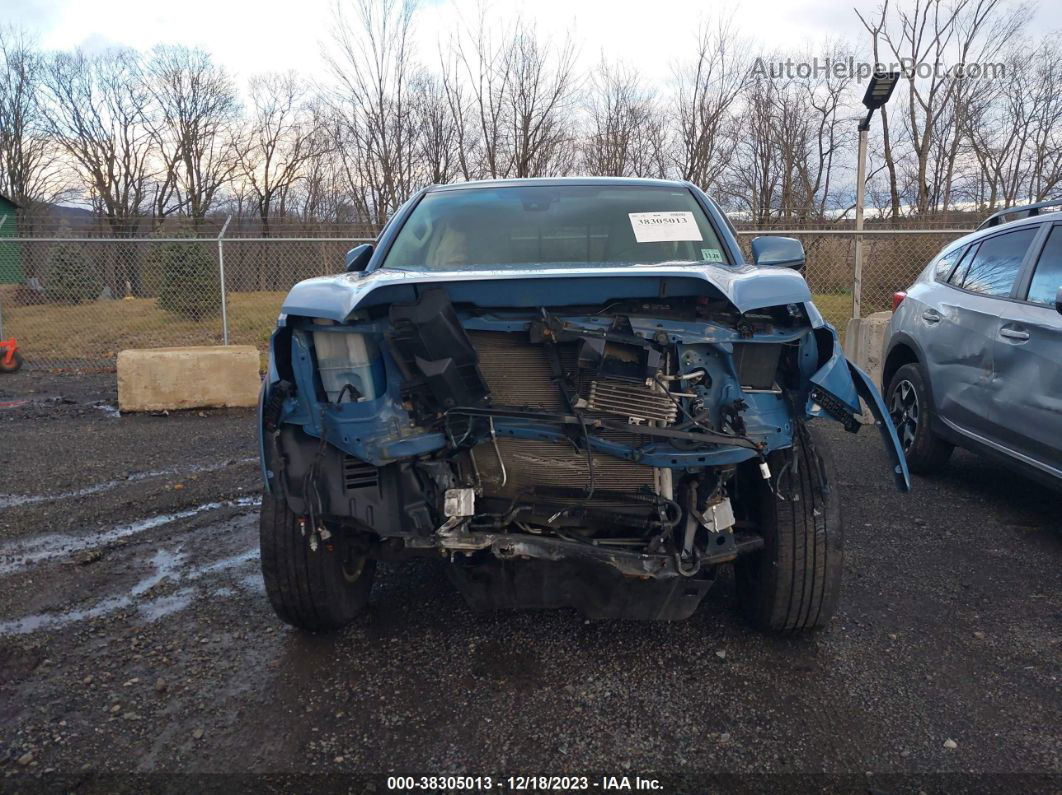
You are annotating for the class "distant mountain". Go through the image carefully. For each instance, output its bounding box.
[45,204,95,223]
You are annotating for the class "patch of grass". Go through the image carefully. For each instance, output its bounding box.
[810,292,853,334]
[4,291,286,366]
[5,288,859,368]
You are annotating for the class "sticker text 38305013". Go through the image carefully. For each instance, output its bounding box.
[628,212,703,243]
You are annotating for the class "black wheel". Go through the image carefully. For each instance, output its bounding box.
[0,351,23,373]
[259,493,375,631]
[736,424,843,634]
[886,362,953,474]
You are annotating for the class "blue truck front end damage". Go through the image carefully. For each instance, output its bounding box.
[256,179,908,625]
[262,268,909,494]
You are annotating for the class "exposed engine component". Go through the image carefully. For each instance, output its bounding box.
[586,379,678,425]
[701,497,736,533]
[387,288,490,414]
[463,319,694,521]
[732,342,783,391]
[466,330,570,411]
[577,336,662,382]
[439,487,476,534]
[470,437,656,505]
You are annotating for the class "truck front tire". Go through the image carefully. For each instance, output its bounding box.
[259,493,375,631]
[736,424,843,634]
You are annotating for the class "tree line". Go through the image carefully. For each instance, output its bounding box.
[1,0,1059,234]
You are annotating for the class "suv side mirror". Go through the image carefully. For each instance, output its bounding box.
[750,236,805,269]
[345,243,374,273]
[1055,285,1062,316]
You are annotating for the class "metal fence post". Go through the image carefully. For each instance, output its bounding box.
[217,215,232,345]
[853,126,868,321]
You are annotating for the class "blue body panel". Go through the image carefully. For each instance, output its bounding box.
[281,265,813,321]
[849,362,912,491]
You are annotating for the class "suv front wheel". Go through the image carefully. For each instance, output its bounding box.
[886,363,953,474]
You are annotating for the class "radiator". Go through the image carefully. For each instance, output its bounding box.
[469,330,657,501]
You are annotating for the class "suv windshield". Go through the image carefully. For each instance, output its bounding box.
[382,185,727,270]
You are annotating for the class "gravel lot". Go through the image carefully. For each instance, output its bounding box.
[0,370,1059,790]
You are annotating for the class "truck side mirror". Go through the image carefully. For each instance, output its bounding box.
[750,236,806,269]
[345,244,374,273]
[1055,285,1062,316]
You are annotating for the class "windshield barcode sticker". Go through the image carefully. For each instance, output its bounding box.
[629,211,703,243]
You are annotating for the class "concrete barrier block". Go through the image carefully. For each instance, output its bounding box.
[843,311,892,390]
[117,346,261,412]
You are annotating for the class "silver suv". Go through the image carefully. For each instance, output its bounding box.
[883,200,1062,487]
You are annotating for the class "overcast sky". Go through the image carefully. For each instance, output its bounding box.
[11,0,1060,88]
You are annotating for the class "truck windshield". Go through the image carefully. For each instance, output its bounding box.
[382,185,727,270]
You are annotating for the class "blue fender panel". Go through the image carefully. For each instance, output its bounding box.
[849,361,912,492]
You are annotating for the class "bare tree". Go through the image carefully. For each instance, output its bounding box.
[503,25,579,177]
[235,72,328,236]
[582,59,667,178]
[1021,40,1062,201]
[455,6,513,179]
[43,48,158,294]
[412,71,463,184]
[715,39,854,224]
[457,12,578,179]
[146,45,240,220]
[327,0,419,225]
[965,40,1062,208]
[722,75,778,223]
[873,0,1027,214]
[439,43,481,180]
[797,42,856,220]
[674,17,748,192]
[0,28,66,209]
[43,48,156,231]
[291,146,353,224]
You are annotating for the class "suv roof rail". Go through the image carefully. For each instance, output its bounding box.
[976,198,1062,231]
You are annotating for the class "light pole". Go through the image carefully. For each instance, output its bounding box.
[853,71,899,320]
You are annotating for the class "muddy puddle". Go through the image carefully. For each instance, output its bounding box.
[0,496,260,574]
[0,457,257,509]
[0,532,263,636]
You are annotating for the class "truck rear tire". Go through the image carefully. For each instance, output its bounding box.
[736,424,843,634]
[259,493,375,631]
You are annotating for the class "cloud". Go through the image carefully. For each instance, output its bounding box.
[75,31,125,55]
[8,0,1059,82]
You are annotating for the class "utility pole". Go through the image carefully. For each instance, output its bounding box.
[853,118,869,321]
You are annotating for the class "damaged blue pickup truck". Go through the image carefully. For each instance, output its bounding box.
[258,178,909,633]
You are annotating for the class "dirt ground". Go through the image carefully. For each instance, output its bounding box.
[0,369,1059,791]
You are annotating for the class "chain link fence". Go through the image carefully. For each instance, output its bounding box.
[0,226,969,372]
[733,228,969,330]
[0,235,372,370]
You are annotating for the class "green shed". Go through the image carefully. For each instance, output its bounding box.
[0,193,22,284]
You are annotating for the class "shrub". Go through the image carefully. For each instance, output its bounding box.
[45,242,102,304]
[154,239,220,320]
